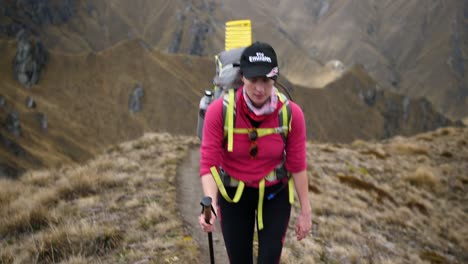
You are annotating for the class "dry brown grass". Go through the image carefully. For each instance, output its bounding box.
[0,179,21,209]
[30,222,123,263]
[336,174,396,205]
[0,133,200,263]
[55,168,122,201]
[57,255,89,264]
[388,140,430,156]
[403,166,440,191]
[405,200,430,216]
[419,250,453,264]
[139,202,167,230]
[359,147,388,159]
[0,204,53,236]
[289,129,468,263]
[2,129,467,263]
[0,250,14,264]
[433,127,459,137]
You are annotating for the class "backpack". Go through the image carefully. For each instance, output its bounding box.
[196,47,292,150]
[196,47,244,140]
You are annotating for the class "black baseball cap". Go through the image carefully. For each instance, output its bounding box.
[240,42,279,81]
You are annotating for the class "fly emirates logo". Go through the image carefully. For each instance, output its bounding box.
[249,52,272,63]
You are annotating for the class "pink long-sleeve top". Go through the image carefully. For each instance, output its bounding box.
[200,87,307,187]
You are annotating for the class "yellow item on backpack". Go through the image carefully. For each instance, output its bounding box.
[225,20,252,51]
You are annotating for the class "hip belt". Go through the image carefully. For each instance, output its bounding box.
[210,165,295,230]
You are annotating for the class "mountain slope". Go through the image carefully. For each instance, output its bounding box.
[1,36,459,177]
[1,128,467,263]
[2,0,466,119]
[219,0,468,119]
[293,65,456,142]
[0,38,213,176]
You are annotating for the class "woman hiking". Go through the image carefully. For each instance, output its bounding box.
[198,41,312,264]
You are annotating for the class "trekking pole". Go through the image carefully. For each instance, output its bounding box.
[200,196,215,264]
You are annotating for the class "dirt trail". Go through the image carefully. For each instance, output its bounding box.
[176,147,229,264]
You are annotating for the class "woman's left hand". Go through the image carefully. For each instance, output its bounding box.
[295,210,312,241]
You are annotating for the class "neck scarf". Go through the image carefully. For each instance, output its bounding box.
[241,87,279,122]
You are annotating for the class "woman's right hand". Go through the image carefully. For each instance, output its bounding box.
[199,175,218,232]
[199,213,216,232]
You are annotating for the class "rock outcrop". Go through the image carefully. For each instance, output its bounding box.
[25,96,36,109]
[129,84,144,113]
[5,112,21,136]
[37,112,48,130]
[1,0,75,37]
[0,95,5,108]
[13,30,48,87]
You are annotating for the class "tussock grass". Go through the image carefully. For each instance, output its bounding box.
[440,150,454,158]
[59,255,89,264]
[0,186,67,236]
[0,179,21,208]
[359,147,388,159]
[406,201,429,215]
[57,169,121,201]
[31,222,123,264]
[419,250,452,264]
[415,133,434,142]
[2,130,467,263]
[337,174,396,205]
[458,139,467,147]
[0,250,14,264]
[0,204,52,236]
[389,141,430,155]
[351,139,367,147]
[22,170,60,187]
[286,129,468,263]
[139,202,167,230]
[0,133,200,263]
[434,127,458,137]
[308,182,321,194]
[379,207,413,228]
[403,167,439,191]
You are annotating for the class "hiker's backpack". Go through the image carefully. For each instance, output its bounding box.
[196,47,245,140]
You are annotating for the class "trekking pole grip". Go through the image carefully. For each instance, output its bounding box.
[200,196,212,224]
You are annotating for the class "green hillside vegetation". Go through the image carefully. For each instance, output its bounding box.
[1,127,467,263]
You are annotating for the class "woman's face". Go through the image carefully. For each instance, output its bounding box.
[242,76,274,107]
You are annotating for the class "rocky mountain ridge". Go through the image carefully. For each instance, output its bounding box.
[2,0,466,119]
[294,65,460,142]
[0,1,464,178]
[1,36,461,178]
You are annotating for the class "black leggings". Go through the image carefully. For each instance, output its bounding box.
[218,182,291,264]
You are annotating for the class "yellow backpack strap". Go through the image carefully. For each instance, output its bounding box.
[232,127,280,137]
[223,89,292,151]
[257,178,266,230]
[210,166,244,203]
[223,89,236,152]
[276,90,292,142]
[288,177,294,204]
[277,90,295,204]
